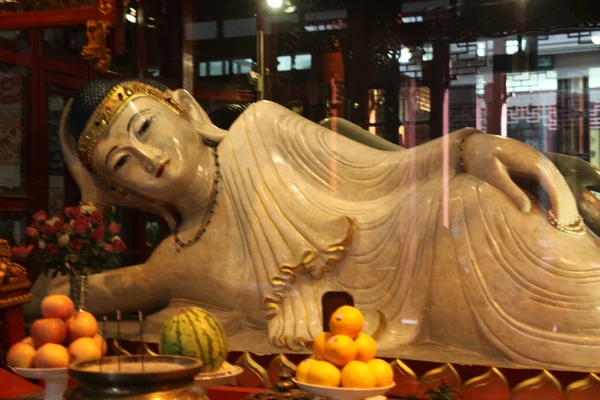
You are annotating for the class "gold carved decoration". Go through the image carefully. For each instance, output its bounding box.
[418,363,461,398]
[462,368,509,400]
[234,352,270,388]
[82,19,112,73]
[388,359,418,398]
[0,239,31,300]
[267,354,297,388]
[0,292,32,308]
[565,373,600,400]
[510,370,564,400]
[98,0,112,14]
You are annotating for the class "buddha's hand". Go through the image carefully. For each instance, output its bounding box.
[461,133,579,226]
[59,99,119,206]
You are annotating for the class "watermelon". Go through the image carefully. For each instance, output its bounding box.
[159,307,228,372]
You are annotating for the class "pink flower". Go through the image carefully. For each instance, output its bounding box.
[108,222,120,235]
[91,226,106,243]
[69,239,83,253]
[64,207,81,219]
[41,224,56,237]
[32,210,47,222]
[47,243,59,255]
[89,211,103,225]
[25,226,38,238]
[11,244,33,259]
[103,244,114,252]
[111,237,127,252]
[72,216,89,233]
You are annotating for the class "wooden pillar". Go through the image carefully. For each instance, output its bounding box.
[345,0,369,126]
[423,41,450,140]
[182,0,194,92]
[485,72,507,135]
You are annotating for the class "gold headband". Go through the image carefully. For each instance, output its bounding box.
[77,81,185,185]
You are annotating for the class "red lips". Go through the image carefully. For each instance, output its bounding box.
[155,160,170,178]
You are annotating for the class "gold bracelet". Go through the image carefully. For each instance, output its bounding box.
[459,131,479,171]
[79,201,114,215]
[547,210,586,235]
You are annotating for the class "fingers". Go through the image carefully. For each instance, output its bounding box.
[491,159,532,213]
[501,143,580,226]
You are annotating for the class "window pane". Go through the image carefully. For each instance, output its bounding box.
[0,212,27,245]
[47,86,69,216]
[295,54,312,70]
[0,63,28,195]
[42,26,86,63]
[277,56,292,71]
[0,30,29,51]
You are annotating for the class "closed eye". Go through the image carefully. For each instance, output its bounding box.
[114,155,129,171]
[138,117,154,140]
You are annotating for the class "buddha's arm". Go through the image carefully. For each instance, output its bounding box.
[411,129,579,226]
[48,263,171,315]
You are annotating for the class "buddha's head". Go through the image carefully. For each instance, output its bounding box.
[66,79,225,204]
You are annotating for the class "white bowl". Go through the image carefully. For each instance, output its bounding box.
[292,379,395,400]
[194,363,244,391]
[11,367,69,400]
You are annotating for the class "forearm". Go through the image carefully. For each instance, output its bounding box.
[408,128,481,184]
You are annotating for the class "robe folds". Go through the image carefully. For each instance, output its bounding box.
[219,101,600,370]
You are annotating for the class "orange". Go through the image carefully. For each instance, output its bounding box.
[305,360,341,387]
[323,334,357,366]
[341,360,376,388]
[367,358,394,387]
[354,332,377,362]
[312,332,331,361]
[296,357,316,383]
[329,306,364,339]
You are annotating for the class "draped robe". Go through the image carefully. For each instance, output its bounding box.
[218,101,600,371]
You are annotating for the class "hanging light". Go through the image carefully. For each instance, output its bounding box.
[126,7,137,23]
[266,0,283,9]
[283,0,296,13]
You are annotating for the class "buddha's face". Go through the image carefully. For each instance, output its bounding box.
[90,96,203,202]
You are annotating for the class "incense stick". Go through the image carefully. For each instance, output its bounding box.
[138,310,145,372]
[116,310,121,372]
[100,315,107,372]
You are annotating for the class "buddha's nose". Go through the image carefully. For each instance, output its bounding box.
[129,142,165,174]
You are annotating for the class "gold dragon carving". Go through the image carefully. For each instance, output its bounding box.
[81,19,112,73]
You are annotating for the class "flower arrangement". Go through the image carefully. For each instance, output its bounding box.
[10,204,126,278]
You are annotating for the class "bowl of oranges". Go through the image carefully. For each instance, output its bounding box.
[292,305,395,400]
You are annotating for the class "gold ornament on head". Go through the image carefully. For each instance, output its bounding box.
[76,81,185,186]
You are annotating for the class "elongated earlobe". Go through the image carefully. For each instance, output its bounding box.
[171,89,227,143]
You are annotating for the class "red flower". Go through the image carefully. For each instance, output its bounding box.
[32,210,47,222]
[69,239,83,253]
[53,219,66,231]
[91,226,106,243]
[25,226,38,238]
[108,222,120,235]
[31,221,40,230]
[47,243,59,255]
[41,224,56,237]
[103,244,113,252]
[111,237,127,252]
[72,216,90,234]
[64,206,81,219]
[11,244,34,259]
[89,211,103,225]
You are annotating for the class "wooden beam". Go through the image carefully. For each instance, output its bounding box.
[0,7,98,29]
[194,89,255,103]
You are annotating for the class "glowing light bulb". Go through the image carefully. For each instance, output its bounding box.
[592,32,600,45]
[267,0,283,8]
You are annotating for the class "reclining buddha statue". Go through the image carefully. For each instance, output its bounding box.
[26,79,600,371]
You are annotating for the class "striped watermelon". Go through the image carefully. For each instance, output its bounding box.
[159,307,228,372]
